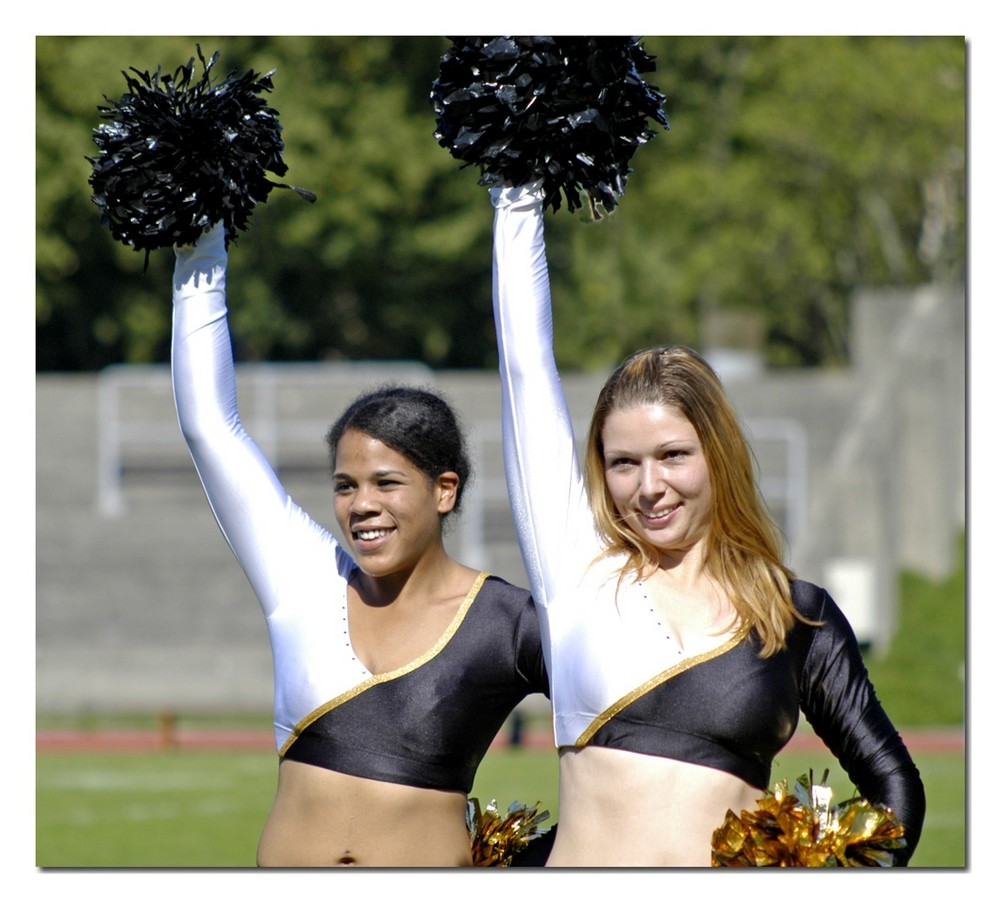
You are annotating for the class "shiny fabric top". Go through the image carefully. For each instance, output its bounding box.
[282,571,546,792]
[490,183,925,862]
[171,224,548,792]
[579,579,907,794]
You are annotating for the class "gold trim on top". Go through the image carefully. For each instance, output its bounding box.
[279,571,491,758]
[574,625,751,747]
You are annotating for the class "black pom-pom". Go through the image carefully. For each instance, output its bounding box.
[88,46,315,264]
[431,36,669,216]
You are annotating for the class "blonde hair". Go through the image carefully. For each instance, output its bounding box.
[584,346,804,656]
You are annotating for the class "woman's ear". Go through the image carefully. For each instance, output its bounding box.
[435,472,460,515]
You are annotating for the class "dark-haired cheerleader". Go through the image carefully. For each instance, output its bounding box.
[172,223,549,866]
[89,46,552,867]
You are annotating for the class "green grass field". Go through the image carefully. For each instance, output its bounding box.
[37,535,966,868]
[36,740,963,868]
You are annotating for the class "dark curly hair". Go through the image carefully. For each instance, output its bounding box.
[325,385,472,519]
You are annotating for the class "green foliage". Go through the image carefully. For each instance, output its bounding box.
[864,533,966,725]
[37,37,965,371]
[552,36,966,369]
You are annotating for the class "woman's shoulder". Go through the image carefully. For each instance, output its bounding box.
[473,575,546,674]
[789,577,834,620]
[788,577,859,640]
[473,574,542,624]
[479,573,534,605]
[790,579,842,624]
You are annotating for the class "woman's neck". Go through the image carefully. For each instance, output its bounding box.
[355,545,472,609]
[646,538,710,587]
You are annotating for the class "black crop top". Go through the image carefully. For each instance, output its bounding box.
[582,580,925,863]
[172,227,549,798]
[282,575,548,794]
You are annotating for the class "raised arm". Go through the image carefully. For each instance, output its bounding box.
[491,183,597,607]
[171,224,330,612]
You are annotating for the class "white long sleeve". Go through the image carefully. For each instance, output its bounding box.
[491,184,709,745]
[491,184,600,609]
[171,223,347,612]
[171,225,364,749]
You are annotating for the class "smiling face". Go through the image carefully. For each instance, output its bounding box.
[601,403,713,561]
[332,429,458,579]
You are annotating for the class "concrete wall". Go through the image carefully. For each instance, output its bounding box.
[35,283,965,713]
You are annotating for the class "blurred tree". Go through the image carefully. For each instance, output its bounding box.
[552,36,966,368]
[36,36,965,372]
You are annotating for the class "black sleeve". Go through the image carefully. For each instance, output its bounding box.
[796,585,926,865]
[514,591,551,700]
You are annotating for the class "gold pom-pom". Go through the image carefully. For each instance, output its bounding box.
[467,797,551,867]
[711,770,907,867]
